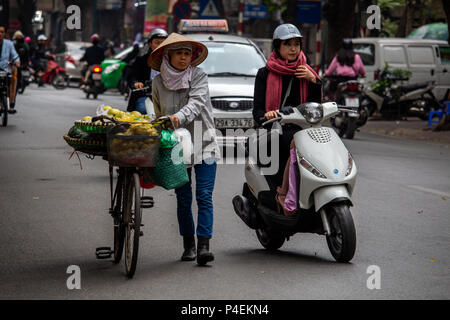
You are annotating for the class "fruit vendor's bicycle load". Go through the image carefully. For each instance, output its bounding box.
[64,105,189,278]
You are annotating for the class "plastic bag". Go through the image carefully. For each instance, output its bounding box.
[174,128,193,165]
[160,129,178,149]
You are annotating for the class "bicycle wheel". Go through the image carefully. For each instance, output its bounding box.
[124,172,142,278]
[112,169,126,264]
[1,95,8,127]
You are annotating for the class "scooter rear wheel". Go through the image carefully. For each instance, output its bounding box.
[325,204,356,263]
[255,228,285,251]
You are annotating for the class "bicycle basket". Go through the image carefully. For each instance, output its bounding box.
[107,123,161,167]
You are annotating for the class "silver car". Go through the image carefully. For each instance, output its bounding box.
[185,33,267,144]
[64,41,91,82]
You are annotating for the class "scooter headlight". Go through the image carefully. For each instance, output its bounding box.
[346,152,354,176]
[298,103,323,124]
[298,154,327,179]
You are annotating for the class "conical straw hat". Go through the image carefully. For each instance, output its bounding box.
[148,33,208,71]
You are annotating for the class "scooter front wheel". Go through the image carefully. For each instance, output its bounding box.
[255,228,285,251]
[325,204,356,263]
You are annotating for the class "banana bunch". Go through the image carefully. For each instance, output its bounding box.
[79,106,151,124]
[103,106,150,123]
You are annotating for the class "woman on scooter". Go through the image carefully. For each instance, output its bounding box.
[149,33,220,266]
[324,39,365,99]
[253,23,322,216]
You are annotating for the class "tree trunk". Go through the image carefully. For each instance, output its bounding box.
[323,0,357,64]
[17,0,36,44]
[443,0,450,43]
[0,0,9,29]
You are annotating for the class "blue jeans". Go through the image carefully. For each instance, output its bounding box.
[135,96,147,115]
[175,160,217,238]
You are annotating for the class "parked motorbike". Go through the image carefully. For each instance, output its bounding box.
[363,70,440,120]
[324,76,368,139]
[82,64,106,99]
[232,102,358,262]
[30,53,69,89]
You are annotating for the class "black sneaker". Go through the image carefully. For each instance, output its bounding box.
[7,109,17,114]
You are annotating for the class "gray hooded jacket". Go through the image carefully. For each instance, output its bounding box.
[152,67,220,165]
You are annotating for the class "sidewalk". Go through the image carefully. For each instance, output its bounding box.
[358,117,450,146]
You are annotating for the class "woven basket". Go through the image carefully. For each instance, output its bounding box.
[63,135,107,156]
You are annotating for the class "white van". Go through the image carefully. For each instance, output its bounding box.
[351,38,450,101]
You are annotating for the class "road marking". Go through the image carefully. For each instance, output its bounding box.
[407,185,450,198]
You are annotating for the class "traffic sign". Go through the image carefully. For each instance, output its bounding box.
[244,5,268,19]
[172,0,192,21]
[297,0,322,24]
[199,0,220,19]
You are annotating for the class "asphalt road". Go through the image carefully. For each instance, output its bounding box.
[0,86,449,300]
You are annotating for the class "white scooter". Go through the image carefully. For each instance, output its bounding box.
[232,102,358,262]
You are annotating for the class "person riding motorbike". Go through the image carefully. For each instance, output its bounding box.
[324,39,365,100]
[253,23,322,216]
[31,34,51,82]
[79,34,105,88]
[13,31,29,94]
[0,25,21,114]
[127,28,168,115]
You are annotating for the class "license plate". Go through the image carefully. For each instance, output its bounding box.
[345,98,359,107]
[215,118,253,128]
[348,111,359,118]
[22,70,30,76]
[92,73,102,80]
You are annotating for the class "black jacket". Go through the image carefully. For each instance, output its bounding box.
[253,67,322,126]
[80,45,105,66]
[128,51,152,87]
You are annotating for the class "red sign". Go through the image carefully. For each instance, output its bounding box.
[145,21,167,34]
[173,0,192,21]
[8,20,22,31]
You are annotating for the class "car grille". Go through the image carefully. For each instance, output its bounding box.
[211,98,253,111]
[307,128,331,143]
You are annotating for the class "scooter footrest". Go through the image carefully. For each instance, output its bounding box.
[95,247,113,259]
[141,196,154,208]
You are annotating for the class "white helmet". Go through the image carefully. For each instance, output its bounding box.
[37,34,48,41]
[273,24,302,40]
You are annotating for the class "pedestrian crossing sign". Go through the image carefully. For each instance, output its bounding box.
[199,0,220,18]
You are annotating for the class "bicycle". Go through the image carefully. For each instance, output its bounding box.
[103,165,153,278]
[0,70,9,127]
[94,117,170,278]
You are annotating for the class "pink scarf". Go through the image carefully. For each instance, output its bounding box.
[265,51,320,112]
[160,54,193,91]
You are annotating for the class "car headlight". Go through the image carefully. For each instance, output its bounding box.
[346,152,353,176]
[298,102,323,124]
[298,153,327,179]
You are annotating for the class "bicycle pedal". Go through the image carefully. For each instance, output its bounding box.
[95,246,113,259]
[141,196,154,209]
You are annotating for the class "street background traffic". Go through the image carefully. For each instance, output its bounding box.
[0,86,448,299]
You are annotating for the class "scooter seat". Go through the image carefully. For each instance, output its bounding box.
[401,82,430,93]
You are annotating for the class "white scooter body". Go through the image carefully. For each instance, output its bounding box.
[245,102,357,213]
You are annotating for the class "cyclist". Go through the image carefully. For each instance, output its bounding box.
[0,25,21,114]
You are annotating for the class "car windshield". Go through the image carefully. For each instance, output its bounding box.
[114,47,132,60]
[353,43,375,66]
[66,43,88,55]
[198,42,265,76]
